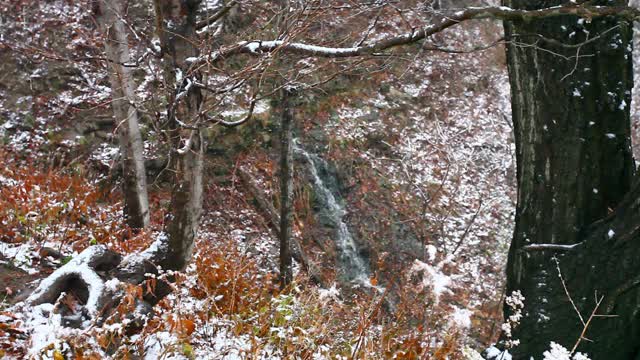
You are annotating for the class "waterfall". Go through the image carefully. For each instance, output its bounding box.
[293,140,371,284]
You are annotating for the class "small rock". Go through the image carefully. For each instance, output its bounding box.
[39,247,62,259]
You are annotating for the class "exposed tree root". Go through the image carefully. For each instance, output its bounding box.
[25,237,171,330]
[27,246,120,316]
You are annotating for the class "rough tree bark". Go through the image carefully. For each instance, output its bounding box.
[502,0,640,358]
[278,87,295,288]
[96,0,150,230]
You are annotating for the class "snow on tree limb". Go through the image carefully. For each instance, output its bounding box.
[195,0,238,30]
[207,4,640,61]
[521,243,583,252]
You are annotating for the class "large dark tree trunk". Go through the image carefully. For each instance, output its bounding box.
[503,0,639,358]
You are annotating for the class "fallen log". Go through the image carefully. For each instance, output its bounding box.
[238,167,324,285]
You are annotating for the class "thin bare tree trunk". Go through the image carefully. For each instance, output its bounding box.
[278,87,295,288]
[238,168,324,285]
[96,0,150,229]
[154,0,204,270]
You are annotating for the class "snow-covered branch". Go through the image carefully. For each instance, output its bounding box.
[196,0,238,30]
[522,242,583,252]
[211,4,640,60]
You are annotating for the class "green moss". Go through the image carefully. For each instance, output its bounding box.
[181,342,194,359]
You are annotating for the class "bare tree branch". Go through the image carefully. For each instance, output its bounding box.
[196,0,239,30]
[209,4,640,61]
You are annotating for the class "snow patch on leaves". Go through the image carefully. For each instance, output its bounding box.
[542,342,591,360]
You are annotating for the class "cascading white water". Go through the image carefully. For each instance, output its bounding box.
[293,140,370,284]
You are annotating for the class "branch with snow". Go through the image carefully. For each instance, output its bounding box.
[521,243,582,252]
[208,4,640,61]
[196,0,238,30]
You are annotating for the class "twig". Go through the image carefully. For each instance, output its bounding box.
[571,294,604,354]
[554,257,612,355]
[452,199,484,255]
[554,256,585,326]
